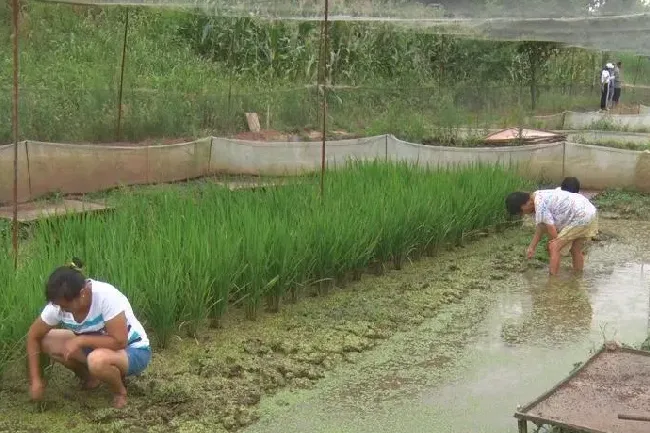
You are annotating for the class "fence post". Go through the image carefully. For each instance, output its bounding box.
[116,8,130,142]
[25,141,32,198]
[11,0,20,269]
[632,56,641,102]
[207,136,214,175]
[318,0,330,201]
[562,141,566,179]
[146,142,150,184]
[385,134,388,161]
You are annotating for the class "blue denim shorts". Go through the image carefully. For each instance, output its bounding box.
[124,347,152,376]
[82,346,152,376]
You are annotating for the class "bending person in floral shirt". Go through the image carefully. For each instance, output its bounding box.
[505,189,599,276]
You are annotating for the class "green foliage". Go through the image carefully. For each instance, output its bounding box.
[1,3,649,144]
[0,163,531,372]
[592,189,650,220]
[0,3,640,144]
[570,135,650,151]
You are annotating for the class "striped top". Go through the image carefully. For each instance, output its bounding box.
[40,279,150,350]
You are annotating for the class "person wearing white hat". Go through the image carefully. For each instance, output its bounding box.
[600,63,615,111]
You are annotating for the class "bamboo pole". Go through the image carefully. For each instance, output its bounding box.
[318,0,329,200]
[116,8,130,141]
[619,414,650,422]
[11,0,20,270]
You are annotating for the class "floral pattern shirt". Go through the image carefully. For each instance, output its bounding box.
[534,189,597,231]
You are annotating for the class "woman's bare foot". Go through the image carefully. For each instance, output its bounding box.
[112,392,128,409]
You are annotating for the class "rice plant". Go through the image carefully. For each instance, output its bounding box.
[0,162,531,372]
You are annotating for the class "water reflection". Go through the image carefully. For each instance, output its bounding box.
[501,273,593,346]
[586,262,650,341]
[243,221,650,433]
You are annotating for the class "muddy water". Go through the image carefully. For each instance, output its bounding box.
[244,219,650,433]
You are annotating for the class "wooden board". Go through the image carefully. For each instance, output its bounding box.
[245,112,261,133]
[515,346,650,433]
[0,200,111,223]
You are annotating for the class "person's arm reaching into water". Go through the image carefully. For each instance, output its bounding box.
[26,318,56,401]
[527,193,559,258]
[527,224,545,259]
[526,223,558,259]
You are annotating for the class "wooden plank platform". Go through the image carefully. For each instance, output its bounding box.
[515,346,650,433]
[0,200,111,223]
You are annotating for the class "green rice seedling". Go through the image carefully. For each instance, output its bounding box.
[134,237,182,348]
[346,161,437,269]
[170,201,217,338]
[336,213,381,283]
[0,160,532,367]
[206,227,246,327]
[306,204,361,292]
[384,168,436,269]
[256,183,317,306]
[409,175,455,256]
[263,221,300,312]
[234,202,284,320]
[0,252,55,376]
[250,185,307,307]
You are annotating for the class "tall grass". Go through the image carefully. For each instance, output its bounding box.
[2,4,649,144]
[0,162,530,373]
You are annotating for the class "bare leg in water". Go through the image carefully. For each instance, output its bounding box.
[570,239,585,273]
[548,238,570,276]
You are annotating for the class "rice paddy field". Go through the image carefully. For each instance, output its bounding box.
[3,2,650,432]
[0,162,530,377]
[1,180,649,433]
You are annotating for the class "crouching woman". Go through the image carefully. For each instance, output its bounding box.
[26,258,151,408]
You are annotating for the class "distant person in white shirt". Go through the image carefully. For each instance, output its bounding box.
[26,258,151,409]
[506,189,598,276]
[600,63,615,111]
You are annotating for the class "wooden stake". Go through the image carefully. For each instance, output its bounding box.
[619,413,650,422]
[11,0,20,269]
[116,8,129,141]
[318,0,329,200]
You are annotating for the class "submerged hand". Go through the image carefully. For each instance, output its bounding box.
[30,378,45,401]
[526,246,536,259]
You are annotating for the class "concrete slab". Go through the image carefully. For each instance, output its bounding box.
[0,200,111,223]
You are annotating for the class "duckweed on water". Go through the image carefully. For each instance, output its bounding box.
[0,223,533,433]
[0,161,530,372]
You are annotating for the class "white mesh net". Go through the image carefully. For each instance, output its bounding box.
[34,0,650,54]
